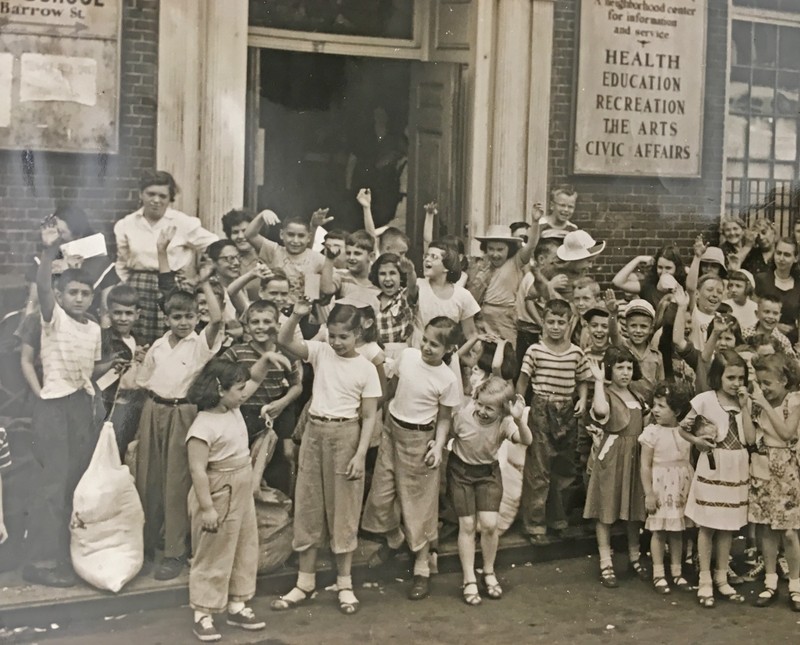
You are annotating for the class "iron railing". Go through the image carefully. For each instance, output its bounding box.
[725,178,800,235]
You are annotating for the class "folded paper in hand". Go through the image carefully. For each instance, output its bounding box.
[60,233,107,259]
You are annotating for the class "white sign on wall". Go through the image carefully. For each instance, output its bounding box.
[573,0,707,177]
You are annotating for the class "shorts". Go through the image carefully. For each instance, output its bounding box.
[447,451,503,517]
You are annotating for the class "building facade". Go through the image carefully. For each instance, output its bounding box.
[0,0,797,280]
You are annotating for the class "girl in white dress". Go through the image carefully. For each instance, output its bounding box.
[679,349,756,608]
[639,381,695,595]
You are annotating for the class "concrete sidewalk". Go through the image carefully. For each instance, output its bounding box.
[0,528,599,628]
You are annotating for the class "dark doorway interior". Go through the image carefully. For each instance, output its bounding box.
[257,50,410,232]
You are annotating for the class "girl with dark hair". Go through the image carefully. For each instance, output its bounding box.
[679,349,756,608]
[612,245,686,309]
[185,356,275,642]
[411,240,480,349]
[583,346,649,589]
[272,300,381,616]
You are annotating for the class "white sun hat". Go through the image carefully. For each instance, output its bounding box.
[556,230,606,262]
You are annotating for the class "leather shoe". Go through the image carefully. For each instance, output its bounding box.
[22,563,77,588]
[154,556,185,581]
[407,574,430,600]
[788,591,800,612]
[754,586,778,608]
[368,543,402,569]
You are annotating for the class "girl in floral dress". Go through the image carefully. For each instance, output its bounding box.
[748,353,800,611]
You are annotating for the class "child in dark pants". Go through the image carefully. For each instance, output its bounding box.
[448,377,531,605]
[516,299,591,544]
[23,223,103,588]
[99,284,147,459]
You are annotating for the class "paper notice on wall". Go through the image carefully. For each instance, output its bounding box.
[19,53,97,106]
[0,53,11,128]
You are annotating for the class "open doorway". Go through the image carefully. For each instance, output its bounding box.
[246,48,466,257]
[254,50,410,232]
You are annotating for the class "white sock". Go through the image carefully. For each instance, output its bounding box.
[194,611,211,623]
[297,571,316,592]
[336,575,353,591]
[764,573,779,590]
[670,563,682,579]
[653,564,665,579]
[413,560,430,577]
[228,600,245,614]
[789,578,800,593]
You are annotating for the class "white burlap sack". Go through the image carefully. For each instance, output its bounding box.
[70,422,144,593]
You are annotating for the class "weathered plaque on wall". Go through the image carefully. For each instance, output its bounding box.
[573,0,707,177]
[0,0,121,153]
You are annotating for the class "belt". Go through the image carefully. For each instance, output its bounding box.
[390,414,434,432]
[148,390,190,406]
[309,414,358,424]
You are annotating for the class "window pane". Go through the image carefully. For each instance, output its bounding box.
[727,161,746,179]
[749,117,773,158]
[774,164,796,181]
[727,115,749,159]
[775,118,797,161]
[777,71,799,115]
[749,162,772,179]
[753,23,777,68]
[752,69,776,114]
[732,21,752,67]
[248,0,416,39]
[779,26,800,71]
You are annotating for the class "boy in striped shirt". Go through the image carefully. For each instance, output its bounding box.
[516,298,591,545]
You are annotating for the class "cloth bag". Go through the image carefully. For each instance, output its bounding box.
[70,421,144,593]
[251,427,294,573]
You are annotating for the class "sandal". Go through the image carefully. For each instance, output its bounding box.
[753,585,778,608]
[697,587,715,609]
[652,577,670,595]
[462,581,482,606]
[673,576,693,592]
[716,583,745,603]
[600,566,618,588]
[338,588,360,615]
[270,586,315,611]
[629,559,649,582]
[483,572,503,600]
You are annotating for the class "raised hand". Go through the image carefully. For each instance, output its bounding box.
[259,209,281,227]
[310,208,334,228]
[398,256,416,276]
[531,202,544,218]
[423,201,438,216]
[673,285,690,308]
[156,225,177,252]
[509,394,526,420]
[587,357,605,382]
[356,188,372,208]
[604,288,618,315]
[41,224,61,248]
[292,298,312,318]
[197,258,215,283]
[693,234,707,258]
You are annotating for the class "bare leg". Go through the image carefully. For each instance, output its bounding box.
[457,516,477,584]
[667,532,685,580]
[650,530,666,569]
[478,512,500,576]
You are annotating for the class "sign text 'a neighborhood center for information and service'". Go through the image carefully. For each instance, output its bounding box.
[574,0,707,177]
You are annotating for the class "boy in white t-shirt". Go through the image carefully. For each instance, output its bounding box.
[362,317,462,601]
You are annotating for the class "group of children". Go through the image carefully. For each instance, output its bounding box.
[9,174,800,642]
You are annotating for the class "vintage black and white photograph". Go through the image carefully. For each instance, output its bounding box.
[1,0,800,643]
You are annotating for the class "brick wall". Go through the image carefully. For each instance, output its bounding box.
[548,0,729,286]
[0,0,159,275]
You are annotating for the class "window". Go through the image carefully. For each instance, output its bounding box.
[726,19,800,231]
[248,0,416,40]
